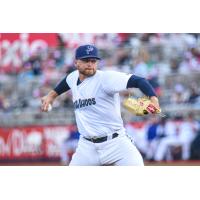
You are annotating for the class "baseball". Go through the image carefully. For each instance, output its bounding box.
[47,104,52,112]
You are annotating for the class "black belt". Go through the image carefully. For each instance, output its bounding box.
[84,133,119,143]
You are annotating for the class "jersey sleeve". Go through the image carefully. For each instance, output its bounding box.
[101,71,132,94]
[66,70,78,89]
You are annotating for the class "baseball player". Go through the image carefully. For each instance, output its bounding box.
[41,44,161,166]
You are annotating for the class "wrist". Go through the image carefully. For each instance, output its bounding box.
[150,96,158,101]
[48,90,58,102]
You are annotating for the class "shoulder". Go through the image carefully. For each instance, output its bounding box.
[66,70,79,85]
[100,70,117,75]
[67,70,78,79]
[101,70,132,80]
[101,70,130,76]
[99,70,118,79]
[66,70,78,80]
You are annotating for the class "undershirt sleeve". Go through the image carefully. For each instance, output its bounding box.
[53,76,70,95]
[127,75,157,97]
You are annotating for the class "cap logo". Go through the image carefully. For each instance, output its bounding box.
[86,45,94,54]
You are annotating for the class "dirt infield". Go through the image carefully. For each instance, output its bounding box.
[145,160,200,166]
[1,160,200,166]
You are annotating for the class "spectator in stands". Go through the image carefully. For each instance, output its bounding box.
[101,57,119,71]
[0,94,5,110]
[60,124,80,165]
[55,34,66,68]
[116,44,130,66]
[190,127,200,160]
[24,51,42,76]
[179,50,200,74]
[170,58,180,73]
[154,114,199,161]
[171,84,189,104]
[188,84,200,103]
[125,122,147,158]
[133,48,149,76]
[145,116,160,160]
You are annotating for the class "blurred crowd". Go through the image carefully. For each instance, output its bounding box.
[1,33,200,115]
[1,33,200,162]
[126,114,200,162]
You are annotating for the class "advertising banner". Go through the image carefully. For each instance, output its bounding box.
[0,125,70,160]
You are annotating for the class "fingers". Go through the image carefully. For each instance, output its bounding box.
[146,104,157,113]
[146,104,161,114]
[41,102,48,112]
[41,97,50,112]
[149,96,161,112]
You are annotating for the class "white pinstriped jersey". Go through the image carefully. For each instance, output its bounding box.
[66,70,132,138]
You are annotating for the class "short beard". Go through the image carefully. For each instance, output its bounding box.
[79,69,96,77]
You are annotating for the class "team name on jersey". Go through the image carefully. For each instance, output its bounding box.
[73,98,96,109]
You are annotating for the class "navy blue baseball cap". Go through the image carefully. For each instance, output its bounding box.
[75,45,101,60]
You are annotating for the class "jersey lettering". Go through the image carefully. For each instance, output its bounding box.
[74,98,96,109]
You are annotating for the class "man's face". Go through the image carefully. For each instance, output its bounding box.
[75,58,98,77]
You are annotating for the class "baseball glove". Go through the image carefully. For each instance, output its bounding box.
[123,96,162,116]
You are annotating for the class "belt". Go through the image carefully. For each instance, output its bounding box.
[84,133,119,143]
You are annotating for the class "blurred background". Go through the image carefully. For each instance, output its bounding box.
[0,33,200,166]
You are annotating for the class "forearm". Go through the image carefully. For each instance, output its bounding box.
[47,90,59,102]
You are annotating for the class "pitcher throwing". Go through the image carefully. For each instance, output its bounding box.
[41,44,161,166]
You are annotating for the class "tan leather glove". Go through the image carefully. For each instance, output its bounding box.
[123,96,162,116]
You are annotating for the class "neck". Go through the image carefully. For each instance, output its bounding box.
[79,74,86,81]
[79,71,97,81]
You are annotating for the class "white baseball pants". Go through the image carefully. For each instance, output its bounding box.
[69,134,144,166]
